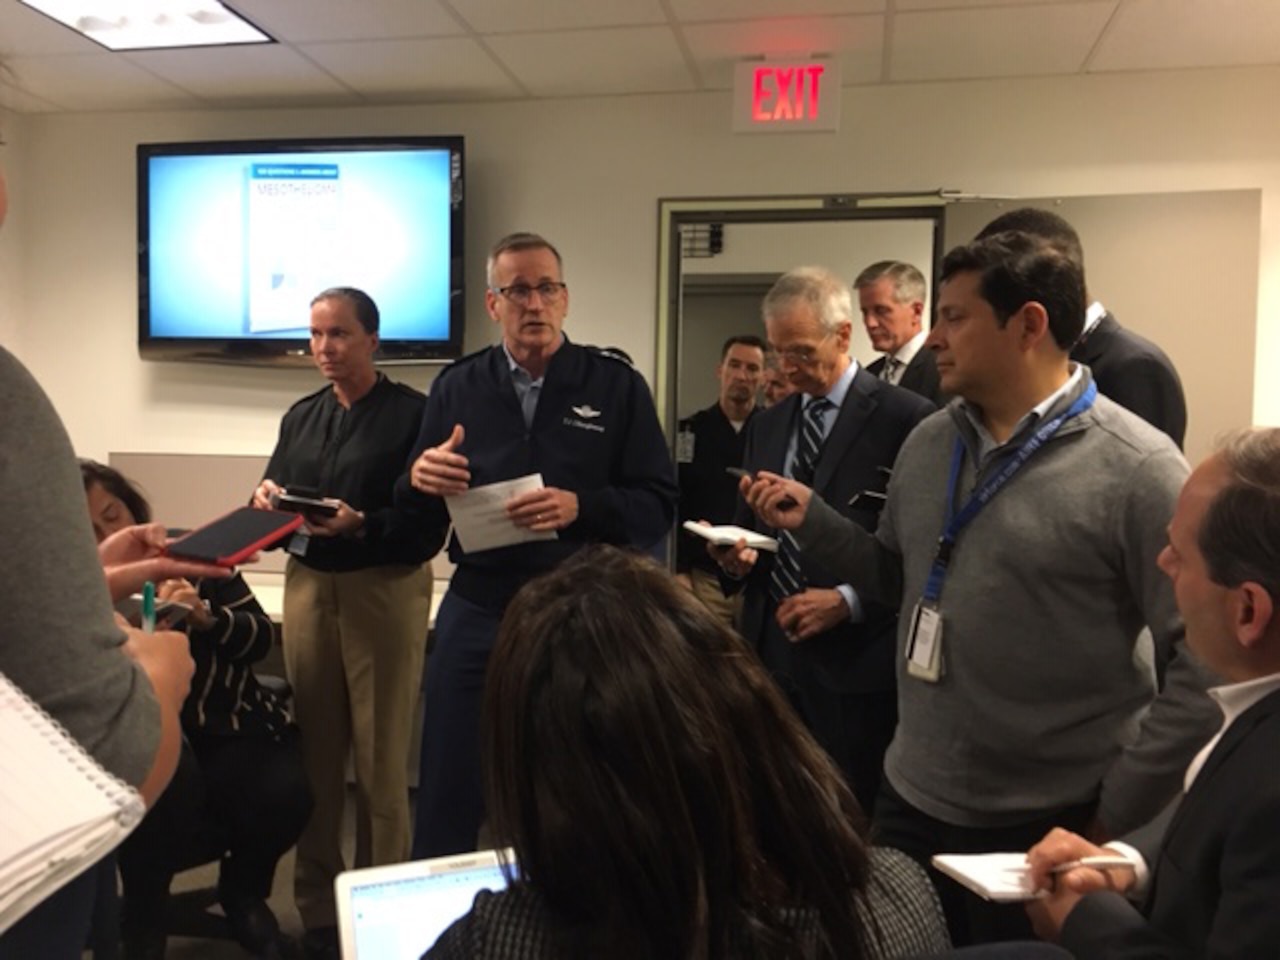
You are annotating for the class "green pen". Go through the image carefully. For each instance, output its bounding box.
[141,581,156,633]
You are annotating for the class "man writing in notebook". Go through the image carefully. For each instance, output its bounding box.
[1022,427,1280,957]
[735,231,1218,945]
[712,267,933,816]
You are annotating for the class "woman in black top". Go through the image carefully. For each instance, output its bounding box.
[81,460,312,960]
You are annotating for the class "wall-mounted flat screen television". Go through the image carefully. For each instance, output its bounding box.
[138,135,464,365]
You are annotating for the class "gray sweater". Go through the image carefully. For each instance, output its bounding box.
[0,347,159,787]
[795,368,1218,834]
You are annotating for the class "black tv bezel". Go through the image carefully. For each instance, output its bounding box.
[137,134,465,367]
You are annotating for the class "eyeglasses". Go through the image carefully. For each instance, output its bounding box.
[492,281,568,306]
[771,333,832,365]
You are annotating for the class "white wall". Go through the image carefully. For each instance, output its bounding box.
[7,65,1280,463]
[682,219,937,280]
[0,111,24,349]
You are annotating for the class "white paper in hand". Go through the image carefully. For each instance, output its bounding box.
[681,522,778,553]
[930,853,1045,902]
[445,473,558,554]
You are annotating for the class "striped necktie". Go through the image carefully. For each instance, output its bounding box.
[880,357,901,383]
[769,397,832,601]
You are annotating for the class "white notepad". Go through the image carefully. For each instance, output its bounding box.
[931,853,1046,902]
[0,671,146,934]
[681,521,779,553]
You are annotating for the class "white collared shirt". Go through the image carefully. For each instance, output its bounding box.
[882,330,927,385]
[1110,670,1280,895]
[1082,301,1106,339]
[1184,672,1280,791]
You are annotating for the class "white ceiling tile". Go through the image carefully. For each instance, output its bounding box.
[2,53,199,110]
[891,2,1114,81]
[0,78,61,114]
[485,26,695,96]
[894,0,1088,9]
[302,37,522,99]
[683,15,883,88]
[1091,0,1280,72]
[448,0,667,34]
[126,44,355,102]
[2,0,1278,115]
[670,0,884,20]
[226,0,464,43]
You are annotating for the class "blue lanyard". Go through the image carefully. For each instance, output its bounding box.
[922,381,1097,605]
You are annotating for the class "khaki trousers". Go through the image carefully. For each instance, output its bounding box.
[283,559,432,929]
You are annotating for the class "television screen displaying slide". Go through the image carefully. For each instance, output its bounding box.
[138,136,464,365]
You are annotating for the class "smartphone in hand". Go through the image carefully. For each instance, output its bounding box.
[727,467,797,510]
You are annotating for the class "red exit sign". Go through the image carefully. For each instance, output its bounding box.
[733,60,842,133]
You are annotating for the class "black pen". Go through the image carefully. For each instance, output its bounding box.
[727,467,797,510]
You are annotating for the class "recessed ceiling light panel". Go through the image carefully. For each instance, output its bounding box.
[21,0,274,50]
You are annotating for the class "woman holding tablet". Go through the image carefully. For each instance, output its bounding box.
[81,461,312,960]
[251,286,441,960]
[428,546,950,959]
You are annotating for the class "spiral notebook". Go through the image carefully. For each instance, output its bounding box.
[0,671,146,935]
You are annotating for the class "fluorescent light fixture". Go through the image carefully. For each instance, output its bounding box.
[21,0,273,50]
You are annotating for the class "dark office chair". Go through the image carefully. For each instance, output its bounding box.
[165,673,296,957]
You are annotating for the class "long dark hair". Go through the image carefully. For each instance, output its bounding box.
[78,459,152,524]
[482,546,870,959]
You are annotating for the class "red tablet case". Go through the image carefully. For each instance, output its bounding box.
[166,507,304,567]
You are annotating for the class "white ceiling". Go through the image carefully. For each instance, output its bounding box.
[1,0,1278,114]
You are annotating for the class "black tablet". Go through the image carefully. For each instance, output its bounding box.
[270,491,341,518]
[166,507,304,567]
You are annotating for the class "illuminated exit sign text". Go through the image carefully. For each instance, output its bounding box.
[733,60,842,134]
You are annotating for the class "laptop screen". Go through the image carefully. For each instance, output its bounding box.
[337,851,513,959]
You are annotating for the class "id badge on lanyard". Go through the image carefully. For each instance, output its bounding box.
[907,382,1097,683]
[907,602,944,681]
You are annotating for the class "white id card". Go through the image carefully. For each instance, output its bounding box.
[676,429,695,463]
[907,602,944,682]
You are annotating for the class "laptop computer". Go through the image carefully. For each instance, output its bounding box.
[334,848,514,959]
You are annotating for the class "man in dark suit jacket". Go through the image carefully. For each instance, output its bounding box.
[1070,307,1186,449]
[1023,428,1280,958]
[712,266,934,814]
[856,260,945,407]
[976,208,1187,449]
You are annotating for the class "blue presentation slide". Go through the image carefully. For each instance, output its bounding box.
[146,148,454,341]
